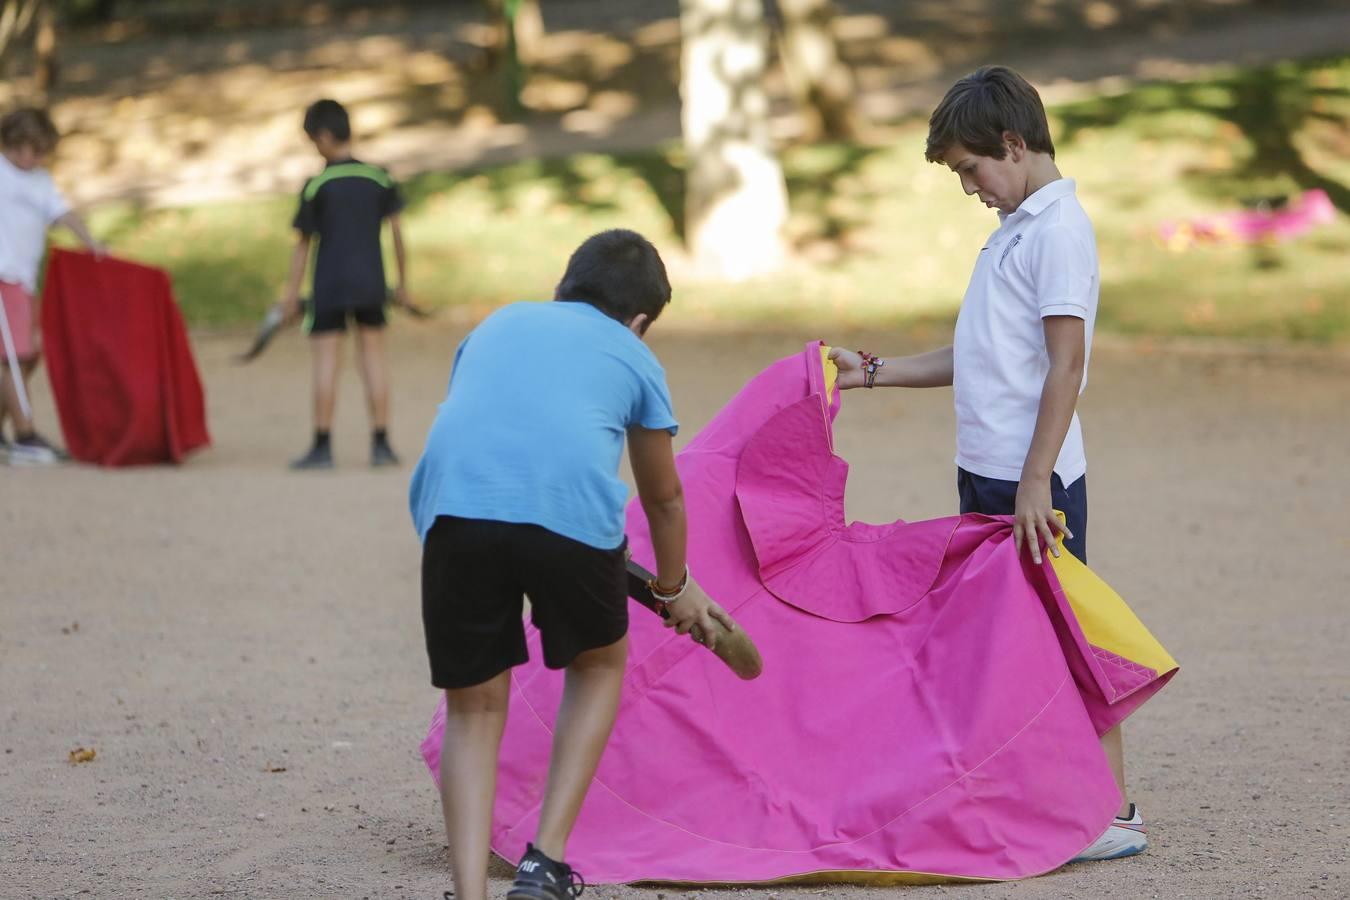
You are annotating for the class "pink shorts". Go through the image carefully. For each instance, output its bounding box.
[0,281,35,361]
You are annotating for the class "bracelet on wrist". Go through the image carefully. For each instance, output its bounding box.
[648,565,689,603]
[856,350,884,389]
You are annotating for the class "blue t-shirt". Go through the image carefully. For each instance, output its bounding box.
[409,301,679,549]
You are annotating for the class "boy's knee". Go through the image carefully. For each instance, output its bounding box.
[443,672,511,714]
[567,635,629,673]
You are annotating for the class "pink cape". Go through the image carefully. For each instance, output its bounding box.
[41,248,210,466]
[422,342,1176,883]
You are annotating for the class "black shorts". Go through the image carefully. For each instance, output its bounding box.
[957,467,1088,563]
[421,515,629,690]
[304,303,386,335]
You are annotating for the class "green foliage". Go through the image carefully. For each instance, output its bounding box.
[64,55,1350,342]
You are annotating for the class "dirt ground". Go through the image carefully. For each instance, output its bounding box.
[3,319,1348,899]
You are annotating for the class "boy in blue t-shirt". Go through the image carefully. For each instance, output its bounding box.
[830,67,1146,863]
[410,229,734,900]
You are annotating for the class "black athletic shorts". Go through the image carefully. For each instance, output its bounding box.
[421,515,629,690]
[305,303,387,335]
[957,467,1088,563]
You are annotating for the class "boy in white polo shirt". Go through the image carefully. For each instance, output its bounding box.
[829,66,1146,862]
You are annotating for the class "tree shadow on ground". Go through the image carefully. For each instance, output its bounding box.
[400,140,886,250]
[1055,57,1350,214]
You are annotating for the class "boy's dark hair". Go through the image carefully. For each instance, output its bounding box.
[554,229,671,328]
[925,66,1055,163]
[0,107,60,154]
[303,99,351,142]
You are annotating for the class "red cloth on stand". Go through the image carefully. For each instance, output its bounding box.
[40,248,210,466]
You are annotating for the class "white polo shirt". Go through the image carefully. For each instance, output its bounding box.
[952,178,1098,485]
[0,153,70,292]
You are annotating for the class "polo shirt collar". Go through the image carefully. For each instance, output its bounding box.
[1003,177,1076,224]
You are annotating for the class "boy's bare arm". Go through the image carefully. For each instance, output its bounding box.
[1014,315,1085,563]
[388,214,410,306]
[828,344,953,390]
[54,211,106,257]
[280,235,312,318]
[628,426,736,644]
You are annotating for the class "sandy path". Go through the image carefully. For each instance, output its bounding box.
[3,321,1349,899]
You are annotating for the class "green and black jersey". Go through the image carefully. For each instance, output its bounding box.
[293,158,405,311]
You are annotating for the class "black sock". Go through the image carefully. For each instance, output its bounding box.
[314,430,331,450]
[373,428,388,446]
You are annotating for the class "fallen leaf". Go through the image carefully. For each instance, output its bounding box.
[69,747,97,764]
[263,764,287,773]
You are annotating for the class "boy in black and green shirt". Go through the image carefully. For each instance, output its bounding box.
[281,98,411,469]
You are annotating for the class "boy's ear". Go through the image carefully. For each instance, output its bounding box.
[1002,130,1027,161]
[627,313,650,337]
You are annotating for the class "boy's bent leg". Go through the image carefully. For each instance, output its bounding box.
[440,670,512,900]
[533,635,629,861]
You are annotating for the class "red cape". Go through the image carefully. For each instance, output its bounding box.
[41,249,210,466]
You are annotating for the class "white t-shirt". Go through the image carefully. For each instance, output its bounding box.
[952,178,1098,485]
[0,153,70,292]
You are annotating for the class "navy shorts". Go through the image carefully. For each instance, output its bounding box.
[957,467,1087,563]
[304,303,386,335]
[421,515,629,689]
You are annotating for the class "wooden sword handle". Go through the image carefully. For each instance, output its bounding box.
[625,556,764,680]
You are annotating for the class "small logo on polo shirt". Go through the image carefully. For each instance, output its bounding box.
[999,232,1023,268]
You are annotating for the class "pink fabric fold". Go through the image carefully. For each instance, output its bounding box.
[421,341,1175,883]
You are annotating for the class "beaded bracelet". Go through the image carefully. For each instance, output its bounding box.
[857,350,885,389]
[649,565,690,604]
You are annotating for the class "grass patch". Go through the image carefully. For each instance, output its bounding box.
[63,55,1350,341]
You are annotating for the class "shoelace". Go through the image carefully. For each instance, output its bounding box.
[562,867,586,898]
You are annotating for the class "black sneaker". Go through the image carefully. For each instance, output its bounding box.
[288,443,333,470]
[507,843,586,899]
[370,439,400,468]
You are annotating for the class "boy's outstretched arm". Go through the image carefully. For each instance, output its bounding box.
[280,234,311,319]
[1014,315,1085,563]
[828,344,954,390]
[628,425,736,647]
[54,211,106,257]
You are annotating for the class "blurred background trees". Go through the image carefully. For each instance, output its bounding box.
[2,1,1345,336]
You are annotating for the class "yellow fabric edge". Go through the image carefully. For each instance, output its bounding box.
[1048,544,1177,675]
[819,344,837,406]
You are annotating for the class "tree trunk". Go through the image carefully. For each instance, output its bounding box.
[481,0,542,63]
[0,0,42,65]
[480,0,542,115]
[33,0,55,93]
[776,0,859,141]
[510,0,543,66]
[680,0,789,280]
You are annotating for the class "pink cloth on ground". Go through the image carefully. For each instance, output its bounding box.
[421,342,1175,883]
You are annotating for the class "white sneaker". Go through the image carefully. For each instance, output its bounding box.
[1071,804,1148,862]
[8,435,60,466]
